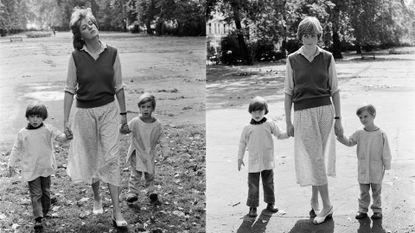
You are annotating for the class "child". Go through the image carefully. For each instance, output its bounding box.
[337,104,391,220]
[6,103,71,229]
[125,93,169,204]
[238,96,289,217]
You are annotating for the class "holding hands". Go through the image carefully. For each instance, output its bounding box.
[334,118,344,137]
[119,115,131,134]
[286,121,294,137]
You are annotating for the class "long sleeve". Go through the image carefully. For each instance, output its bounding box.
[270,121,289,139]
[382,132,392,170]
[337,132,358,147]
[328,55,340,95]
[238,127,249,160]
[64,55,77,95]
[8,132,23,167]
[49,124,67,143]
[284,57,294,96]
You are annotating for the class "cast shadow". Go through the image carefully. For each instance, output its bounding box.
[357,217,386,233]
[236,209,274,233]
[288,218,334,233]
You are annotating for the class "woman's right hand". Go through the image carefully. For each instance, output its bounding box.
[64,121,73,140]
[286,122,294,137]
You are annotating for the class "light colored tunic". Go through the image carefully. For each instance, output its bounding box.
[126,117,167,175]
[238,120,288,173]
[8,124,66,182]
[338,128,392,184]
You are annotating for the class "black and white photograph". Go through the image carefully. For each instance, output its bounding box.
[0,0,205,232]
[206,0,415,232]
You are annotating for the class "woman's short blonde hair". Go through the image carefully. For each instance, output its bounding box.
[69,7,98,50]
[297,16,323,41]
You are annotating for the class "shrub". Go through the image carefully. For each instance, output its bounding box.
[26,31,52,38]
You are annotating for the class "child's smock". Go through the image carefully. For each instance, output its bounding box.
[8,124,63,182]
[126,117,166,174]
[340,128,392,184]
[238,120,288,173]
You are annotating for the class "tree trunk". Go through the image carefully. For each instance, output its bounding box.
[355,42,362,54]
[332,29,343,59]
[231,2,252,65]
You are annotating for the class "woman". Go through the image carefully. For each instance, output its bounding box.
[64,7,130,228]
[284,16,343,224]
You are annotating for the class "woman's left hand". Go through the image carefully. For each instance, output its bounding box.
[334,119,343,136]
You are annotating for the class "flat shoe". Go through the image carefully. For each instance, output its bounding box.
[112,215,128,228]
[371,212,383,219]
[248,207,257,218]
[313,206,333,225]
[355,212,368,219]
[92,200,104,215]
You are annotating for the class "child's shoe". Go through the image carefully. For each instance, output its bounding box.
[265,203,278,213]
[149,193,161,205]
[371,212,382,219]
[126,193,138,203]
[34,217,43,229]
[355,211,368,219]
[248,207,257,217]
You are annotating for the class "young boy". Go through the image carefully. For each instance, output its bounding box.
[125,93,169,204]
[238,96,289,217]
[337,104,392,220]
[7,103,71,229]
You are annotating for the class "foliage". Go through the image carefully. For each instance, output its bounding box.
[128,0,206,36]
[210,0,415,63]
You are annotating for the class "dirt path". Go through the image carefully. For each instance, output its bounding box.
[206,51,415,233]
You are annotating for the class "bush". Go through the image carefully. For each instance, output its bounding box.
[285,39,300,55]
[250,39,283,62]
[220,33,248,65]
[26,31,52,38]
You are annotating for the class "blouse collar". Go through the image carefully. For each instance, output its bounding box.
[81,40,107,56]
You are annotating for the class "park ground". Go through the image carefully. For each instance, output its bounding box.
[206,48,415,233]
[0,32,206,232]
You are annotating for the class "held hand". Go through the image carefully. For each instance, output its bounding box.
[238,159,245,171]
[64,127,73,140]
[334,119,343,137]
[286,122,294,137]
[119,123,131,134]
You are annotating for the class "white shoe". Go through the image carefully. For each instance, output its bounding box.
[313,206,333,224]
[92,200,104,214]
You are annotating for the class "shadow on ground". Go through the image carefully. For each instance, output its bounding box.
[237,210,274,233]
[287,218,334,233]
[357,217,387,233]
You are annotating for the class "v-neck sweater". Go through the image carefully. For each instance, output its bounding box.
[288,49,332,111]
[72,46,117,108]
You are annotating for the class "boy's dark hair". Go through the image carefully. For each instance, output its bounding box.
[25,103,48,120]
[356,104,376,117]
[248,96,269,114]
[138,93,156,109]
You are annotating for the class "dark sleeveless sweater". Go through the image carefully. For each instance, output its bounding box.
[72,46,117,108]
[288,49,333,111]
